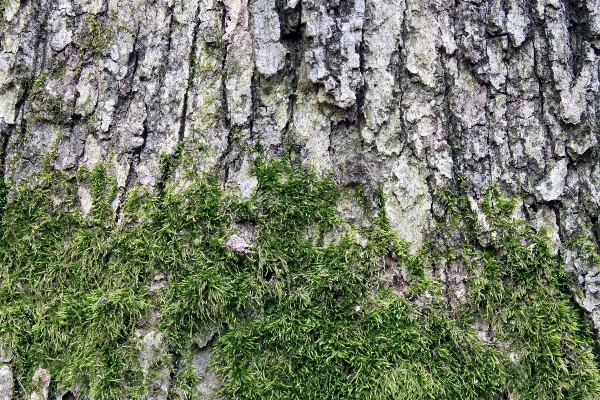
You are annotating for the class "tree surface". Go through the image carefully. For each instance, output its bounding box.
[2,0,600,399]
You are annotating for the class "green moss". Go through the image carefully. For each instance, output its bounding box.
[25,74,71,125]
[566,234,600,267]
[115,24,136,37]
[76,17,113,60]
[0,159,599,399]
[437,186,600,399]
[0,0,9,23]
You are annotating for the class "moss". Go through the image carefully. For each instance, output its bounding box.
[0,0,9,23]
[115,24,136,38]
[437,186,600,399]
[0,158,599,399]
[203,41,221,57]
[566,234,600,267]
[76,16,113,60]
[26,74,71,125]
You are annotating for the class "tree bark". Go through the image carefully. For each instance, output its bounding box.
[2,0,600,398]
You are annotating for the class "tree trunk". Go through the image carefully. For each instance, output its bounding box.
[2,0,600,398]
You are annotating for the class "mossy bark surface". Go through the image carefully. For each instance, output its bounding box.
[1,0,600,398]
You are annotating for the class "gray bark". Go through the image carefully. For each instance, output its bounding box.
[2,0,600,397]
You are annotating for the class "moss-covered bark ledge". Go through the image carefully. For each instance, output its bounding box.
[1,157,599,399]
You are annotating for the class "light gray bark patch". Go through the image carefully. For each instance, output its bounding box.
[252,0,285,76]
[0,365,13,400]
[140,331,170,400]
[303,0,365,108]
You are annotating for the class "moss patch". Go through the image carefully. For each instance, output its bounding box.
[436,187,600,399]
[0,159,599,399]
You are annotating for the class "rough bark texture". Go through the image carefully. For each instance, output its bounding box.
[2,0,600,398]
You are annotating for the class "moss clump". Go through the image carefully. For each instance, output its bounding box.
[0,158,599,399]
[211,163,507,399]
[436,187,600,399]
[26,74,71,125]
[76,16,113,60]
[474,194,599,398]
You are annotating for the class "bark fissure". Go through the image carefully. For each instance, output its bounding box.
[219,1,230,129]
[178,3,203,144]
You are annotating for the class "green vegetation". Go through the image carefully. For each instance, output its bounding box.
[26,74,70,125]
[436,187,600,399]
[76,17,113,61]
[0,157,599,399]
[0,0,9,24]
